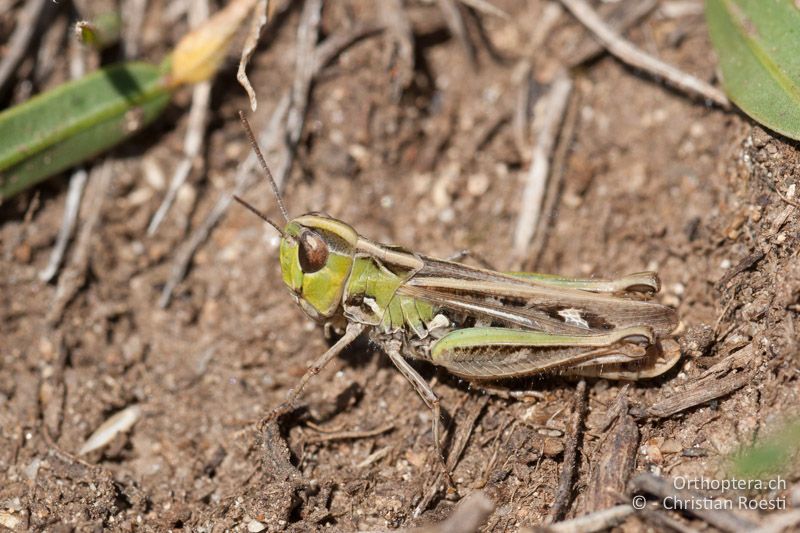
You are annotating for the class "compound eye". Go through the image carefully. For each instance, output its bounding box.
[298,231,328,273]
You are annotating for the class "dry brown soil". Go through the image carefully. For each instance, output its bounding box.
[1,1,798,531]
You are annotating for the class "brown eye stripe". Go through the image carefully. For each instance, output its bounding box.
[298,231,329,273]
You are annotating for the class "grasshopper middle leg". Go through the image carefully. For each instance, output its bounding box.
[384,339,451,478]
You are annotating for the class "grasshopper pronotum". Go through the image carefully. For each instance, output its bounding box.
[234,112,679,466]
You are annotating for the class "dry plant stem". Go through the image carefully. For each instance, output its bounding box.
[458,0,509,19]
[631,473,757,532]
[753,510,800,533]
[567,0,657,67]
[40,42,89,283]
[528,504,634,533]
[438,0,476,65]
[512,69,572,265]
[0,0,48,97]
[558,0,729,108]
[410,490,494,533]
[414,396,489,518]
[121,0,149,59]
[148,0,212,235]
[304,424,394,444]
[40,170,88,282]
[382,0,415,95]
[512,61,532,158]
[238,0,269,111]
[641,345,755,419]
[637,505,700,533]
[47,162,113,325]
[527,86,580,270]
[159,21,383,307]
[548,379,587,522]
[585,393,638,512]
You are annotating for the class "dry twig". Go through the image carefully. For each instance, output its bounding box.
[415,396,489,517]
[526,85,580,270]
[459,0,509,20]
[47,161,113,324]
[304,424,394,444]
[526,505,634,533]
[585,392,638,512]
[631,473,757,533]
[382,0,415,96]
[238,0,269,111]
[438,0,476,65]
[121,0,149,59]
[638,344,756,419]
[512,69,572,264]
[548,380,587,522]
[0,0,49,98]
[567,0,658,67]
[148,0,212,235]
[558,0,729,108]
[412,491,494,533]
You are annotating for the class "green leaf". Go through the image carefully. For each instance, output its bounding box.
[705,0,800,140]
[0,62,171,200]
[732,419,800,479]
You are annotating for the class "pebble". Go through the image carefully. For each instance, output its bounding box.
[247,519,266,532]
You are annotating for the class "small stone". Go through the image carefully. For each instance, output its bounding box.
[247,519,266,532]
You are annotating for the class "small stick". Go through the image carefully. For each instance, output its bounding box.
[40,40,89,282]
[558,0,729,108]
[512,61,533,157]
[631,472,757,532]
[0,0,49,98]
[512,69,572,265]
[459,0,509,20]
[238,0,269,111]
[382,0,415,95]
[585,392,638,512]
[527,504,634,533]
[148,0,212,235]
[640,367,753,419]
[305,424,394,444]
[548,379,587,522]
[438,0,476,65]
[527,85,581,270]
[637,504,701,533]
[120,0,149,59]
[415,395,489,517]
[567,0,658,67]
[47,161,113,325]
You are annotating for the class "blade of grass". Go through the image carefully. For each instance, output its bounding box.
[0,62,170,200]
[705,0,800,140]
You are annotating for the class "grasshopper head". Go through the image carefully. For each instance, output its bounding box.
[279,214,358,320]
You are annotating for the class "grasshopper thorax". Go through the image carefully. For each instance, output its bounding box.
[279,214,359,320]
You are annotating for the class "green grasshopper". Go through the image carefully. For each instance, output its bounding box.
[233,113,679,463]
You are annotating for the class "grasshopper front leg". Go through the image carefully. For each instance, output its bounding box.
[265,322,365,422]
[429,326,655,380]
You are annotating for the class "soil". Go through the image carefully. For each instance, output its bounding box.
[1,1,798,532]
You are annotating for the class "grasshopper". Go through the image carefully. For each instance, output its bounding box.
[233,113,679,464]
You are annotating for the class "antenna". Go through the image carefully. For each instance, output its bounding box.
[233,195,285,237]
[238,110,290,222]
